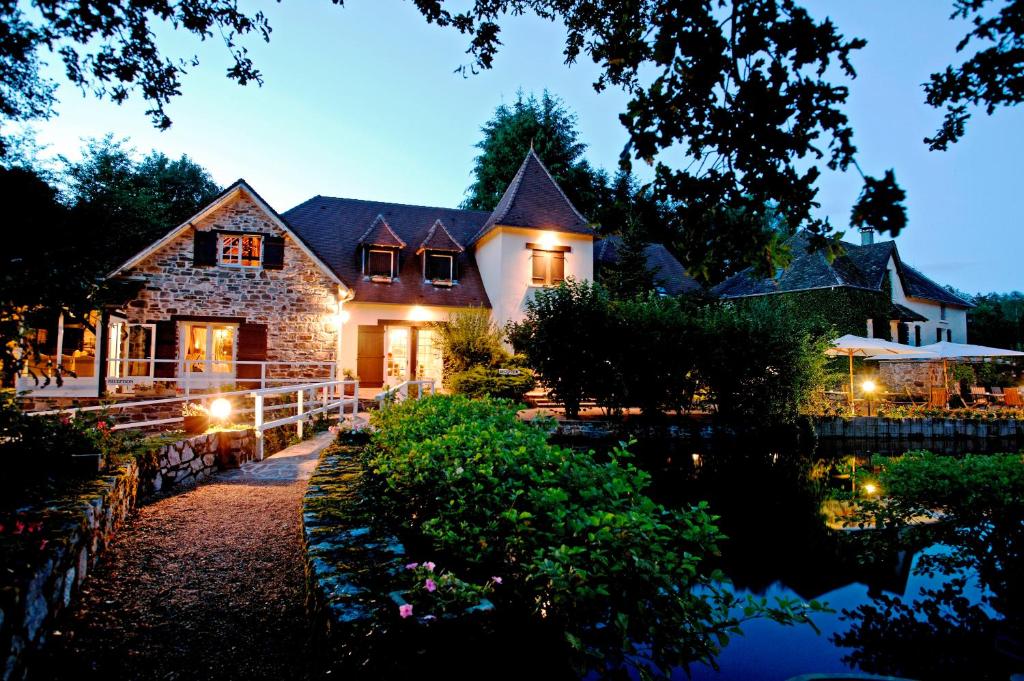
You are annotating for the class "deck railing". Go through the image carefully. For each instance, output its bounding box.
[374,379,436,409]
[27,379,361,459]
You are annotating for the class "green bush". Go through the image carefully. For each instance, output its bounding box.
[431,307,507,381]
[447,364,535,401]
[365,395,821,677]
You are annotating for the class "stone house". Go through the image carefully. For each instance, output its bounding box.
[19,149,696,397]
[713,228,974,345]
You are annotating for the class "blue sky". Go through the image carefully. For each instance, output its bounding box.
[23,0,1023,293]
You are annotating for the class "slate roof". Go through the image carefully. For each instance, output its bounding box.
[469,148,593,244]
[595,237,702,296]
[284,197,493,307]
[713,231,973,308]
[358,215,407,248]
[417,219,464,253]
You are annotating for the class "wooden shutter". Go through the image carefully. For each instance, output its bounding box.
[550,252,565,283]
[236,323,268,387]
[531,250,546,284]
[154,321,177,378]
[193,230,218,266]
[263,235,285,270]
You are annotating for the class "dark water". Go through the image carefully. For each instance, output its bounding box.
[559,432,1020,681]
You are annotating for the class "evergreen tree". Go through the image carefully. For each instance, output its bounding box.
[600,223,658,299]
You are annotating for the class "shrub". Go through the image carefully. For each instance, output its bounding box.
[365,395,822,677]
[431,307,506,381]
[447,364,535,401]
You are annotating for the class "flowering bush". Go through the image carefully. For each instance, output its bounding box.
[395,561,496,620]
[875,404,1024,420]
[365,395,825,677]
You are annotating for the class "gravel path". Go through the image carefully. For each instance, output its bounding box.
[35,433,334,681]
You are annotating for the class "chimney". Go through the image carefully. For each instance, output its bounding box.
[860,227,875,246]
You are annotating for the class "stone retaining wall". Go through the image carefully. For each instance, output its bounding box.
[1,428,257,681]
[814,416,1023,440]
[1,462,140,681]
[301,446,407,673]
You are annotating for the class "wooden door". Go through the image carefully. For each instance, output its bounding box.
[357,325,385,387]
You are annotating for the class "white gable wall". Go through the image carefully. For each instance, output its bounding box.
[886,257,968,344]
[475,226,595,330]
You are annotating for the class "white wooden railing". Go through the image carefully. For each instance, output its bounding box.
[250,380,359,460]
[374,379,436,409]
[27,379,361,459]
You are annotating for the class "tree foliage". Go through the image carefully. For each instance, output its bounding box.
[966,291,1024,350]
[412,0,903,283]
[0,0,272,142]
[925,0,1024,150]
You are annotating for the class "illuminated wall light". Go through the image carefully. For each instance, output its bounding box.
[410,306,430,322]
[537,231,558,249]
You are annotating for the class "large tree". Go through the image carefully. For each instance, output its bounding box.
[413,0,906,283]
[925,0,1024,150]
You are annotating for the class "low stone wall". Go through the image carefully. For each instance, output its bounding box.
[1,462,140,681]
[141,429,257,496]
[1,428,257,681]
[302,445,407,672]
[815,416,1023,439]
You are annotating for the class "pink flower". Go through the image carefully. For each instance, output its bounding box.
[405,562,419,570]
[399,603,413,618]
[425,578,437,592]
[492,576,502,584]
[14,521,25,535]
[39,539,48,551]
[423,561,435,572]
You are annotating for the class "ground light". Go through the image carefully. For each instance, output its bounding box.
[862,379,877,416]
[210,398,232,422]
[863,482,879,496]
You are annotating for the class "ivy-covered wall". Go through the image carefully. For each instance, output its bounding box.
[737,284,893,338]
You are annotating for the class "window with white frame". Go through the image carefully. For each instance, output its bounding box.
[218,234,263,267]
[425,253,454,282]
[366,249,395,278]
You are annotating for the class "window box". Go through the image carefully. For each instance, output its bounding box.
[370,274,394,284]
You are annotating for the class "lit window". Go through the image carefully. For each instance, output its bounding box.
[219,234,262,267]
[425,254,454,282]
[366,249,395,278]
[531,250,565,286]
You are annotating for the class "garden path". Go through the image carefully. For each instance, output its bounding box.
[34,432,335,681]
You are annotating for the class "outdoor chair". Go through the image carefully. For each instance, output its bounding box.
[969,386,990,407]
[991,386,1005,405]
[1004,387,1022,407]
[928,388,948,408]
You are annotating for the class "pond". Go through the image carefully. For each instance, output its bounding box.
[561,432,1020,681]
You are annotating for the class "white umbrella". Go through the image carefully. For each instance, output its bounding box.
[871,340,1024,397]
[826,335,935,413]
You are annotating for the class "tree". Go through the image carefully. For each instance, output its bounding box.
[926,0,1024,150]
[966,291,1024,350]
[61,135,221,272]
[0,0,272,145]
[411,1,904,283]
[598,224,658,299]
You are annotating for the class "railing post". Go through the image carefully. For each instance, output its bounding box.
[339,381,346,421]
[254,394,264,461]
[260,363,266,390]
[296,388,304,440]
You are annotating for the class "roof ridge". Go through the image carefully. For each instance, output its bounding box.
[304,194,492,216]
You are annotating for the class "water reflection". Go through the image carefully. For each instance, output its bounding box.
[567,428,1021,681]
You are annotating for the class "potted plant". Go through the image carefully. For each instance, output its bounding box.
[342,368,358,396]
[182,402,210,435]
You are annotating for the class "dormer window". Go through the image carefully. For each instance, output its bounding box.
[425,253,454,283]
[219,234,262,268]
[366,249,395,279]
[527,242,571,286]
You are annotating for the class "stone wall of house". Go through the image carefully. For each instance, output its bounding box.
[120,192,340,378]
[878,360,946,393]
[1,430,256,680]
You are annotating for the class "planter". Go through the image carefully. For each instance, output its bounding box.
[183,414,209,435]
[70,452,102,476]
[388,590,494,624]
[343,382,357,397]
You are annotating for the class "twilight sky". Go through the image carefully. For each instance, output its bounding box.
[22,0,1023,293]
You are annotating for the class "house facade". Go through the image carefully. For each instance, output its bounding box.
[19,150,693,397]
[713,228,973,345]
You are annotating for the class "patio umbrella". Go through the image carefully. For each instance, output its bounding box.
[826,335,935,413]
[872,340,1024,395]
